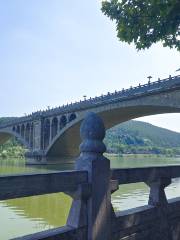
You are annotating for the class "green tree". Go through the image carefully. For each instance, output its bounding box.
[101,0,180,51]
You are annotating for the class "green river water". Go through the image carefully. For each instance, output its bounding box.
[1,155,180,239]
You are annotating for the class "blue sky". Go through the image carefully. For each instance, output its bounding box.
[0,0,180,131]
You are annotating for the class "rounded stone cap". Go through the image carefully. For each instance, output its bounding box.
[80,112,106,153]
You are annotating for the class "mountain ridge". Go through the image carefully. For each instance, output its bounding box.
[104,120,180,155]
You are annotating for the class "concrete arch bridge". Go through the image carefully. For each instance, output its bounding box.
[0,75,180,163]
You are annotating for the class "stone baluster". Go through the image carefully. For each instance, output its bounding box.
[68,112,111,240]
[146,177,172,240]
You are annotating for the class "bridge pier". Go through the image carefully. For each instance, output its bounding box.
[25,150,47,165]
[25,151,76,165]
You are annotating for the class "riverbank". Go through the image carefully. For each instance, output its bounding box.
[0,150,179,162]
[105,153,180,158]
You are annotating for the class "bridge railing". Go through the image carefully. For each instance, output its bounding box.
[0,170,88,240]
[1,112,180,240]
[111,165,180,184]
[0,75,180,128]
[0,170,88,200]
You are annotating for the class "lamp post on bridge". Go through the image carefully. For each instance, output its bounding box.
[147,76,152,84]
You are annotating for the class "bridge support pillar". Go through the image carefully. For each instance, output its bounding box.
[33,119,43,152]
[24,118,46,164]
[25,150,47,165]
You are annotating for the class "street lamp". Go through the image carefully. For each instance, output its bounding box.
[147,76,152,81]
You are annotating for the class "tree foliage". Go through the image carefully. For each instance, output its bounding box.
[101,0,180,51]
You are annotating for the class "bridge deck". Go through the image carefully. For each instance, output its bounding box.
[0,75,179,128]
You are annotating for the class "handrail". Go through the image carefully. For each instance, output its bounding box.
[111,165,180,184]
[0,170,87,200]
[13,226,85,240]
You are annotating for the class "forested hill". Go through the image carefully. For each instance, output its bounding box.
[104,121,180,155]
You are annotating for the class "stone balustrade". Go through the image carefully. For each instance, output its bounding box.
[1,112,180,239]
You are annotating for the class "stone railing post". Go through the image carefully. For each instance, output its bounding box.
[74,112,111,240]
[146,177,172,240]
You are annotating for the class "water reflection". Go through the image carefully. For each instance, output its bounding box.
[112,182,149,211]
[0,155,180,239]
[5,193,71,227]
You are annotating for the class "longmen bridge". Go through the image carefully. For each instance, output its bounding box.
[0,75,180,163]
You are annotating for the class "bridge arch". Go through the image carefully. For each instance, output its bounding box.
[0,129,30,148]
[68,113,77,122]
[43,119,50,149]
[25,123,30,143]
[51,117,58,139]
[30,123,33,148]
[59,115,67,130]
[20,124,25,138]
[46,100,180,159]
[16,125,20,134]
[45,116,81,158]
